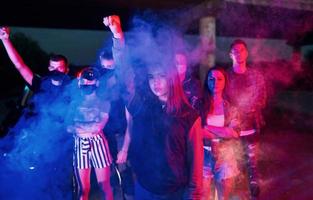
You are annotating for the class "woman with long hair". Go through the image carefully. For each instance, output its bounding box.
[106,15,203,199]
[125,58,203,199]
[201,66,241,200]
[175,51,202,111]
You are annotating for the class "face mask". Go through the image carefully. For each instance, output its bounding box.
[80,85,97,95]
[48,70,66,84]
[99,68,115,76]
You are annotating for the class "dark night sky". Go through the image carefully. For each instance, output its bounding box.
[1,0,313,42]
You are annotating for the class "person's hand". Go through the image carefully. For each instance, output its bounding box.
[103,15,123,39]
[0,27,10,40]
[116,149,127,164]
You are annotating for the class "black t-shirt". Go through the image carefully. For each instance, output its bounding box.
[225,67,266,130]
[30,74,70,95]
[24,74,71,120]
[103,98,127,136]
[98,68,127,136]
[128,94,198,194]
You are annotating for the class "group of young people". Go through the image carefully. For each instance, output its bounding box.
[0,15,266,200]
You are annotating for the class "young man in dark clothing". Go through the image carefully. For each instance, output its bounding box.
[0,26,73,127]
[226,39,267,200]
[0,27,71,106]
[0,26,73,198]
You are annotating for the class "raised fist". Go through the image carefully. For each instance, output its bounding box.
[0,27,10,40]
[103,15,123,39]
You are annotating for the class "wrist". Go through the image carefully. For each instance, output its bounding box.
[113,32,124,39]
[121,148,128,153]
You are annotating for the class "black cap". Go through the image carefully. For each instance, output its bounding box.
[80,67,100,81]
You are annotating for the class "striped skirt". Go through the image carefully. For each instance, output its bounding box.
[74,134,112,169]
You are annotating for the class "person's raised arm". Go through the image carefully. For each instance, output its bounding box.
[0,27,34,85]
[103,15,125,64]
[103,15,124,40]
[103,15,135,104]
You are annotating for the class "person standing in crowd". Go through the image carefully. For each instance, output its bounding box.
[0,27,70,95]
[106,15,203,200]
[0,27,70,136]
[101,16,134,199]
[127,61,203,200]
[67,67,114,200]
[97,49,130,166]
[0,26,71,121]
[175,51,202,111]
[200,66,241,200]
[0,27,73,198]
[226,39,267,199]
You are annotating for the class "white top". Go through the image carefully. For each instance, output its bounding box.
[206,114,225,127]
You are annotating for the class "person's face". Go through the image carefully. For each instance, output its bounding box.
[201,52,215,68]
[148,68,169,101]
[100,58,115,69]
[207,70,225,95]
[48,60,67,73]
[78,78,98,96]
[175,54,187,76]
[229,44,248,64]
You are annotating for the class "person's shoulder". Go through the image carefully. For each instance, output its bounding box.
[187,116,202,140]
[29,74,43,92]
[62,74,72,84]
[223,100,237,113]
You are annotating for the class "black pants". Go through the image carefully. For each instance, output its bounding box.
[241,133,260,198]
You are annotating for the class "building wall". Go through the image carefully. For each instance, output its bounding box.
[11,27,112,66]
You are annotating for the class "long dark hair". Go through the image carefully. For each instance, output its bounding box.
[166,63,191,115]
[147,61,190,115]
[200,66,228,126]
